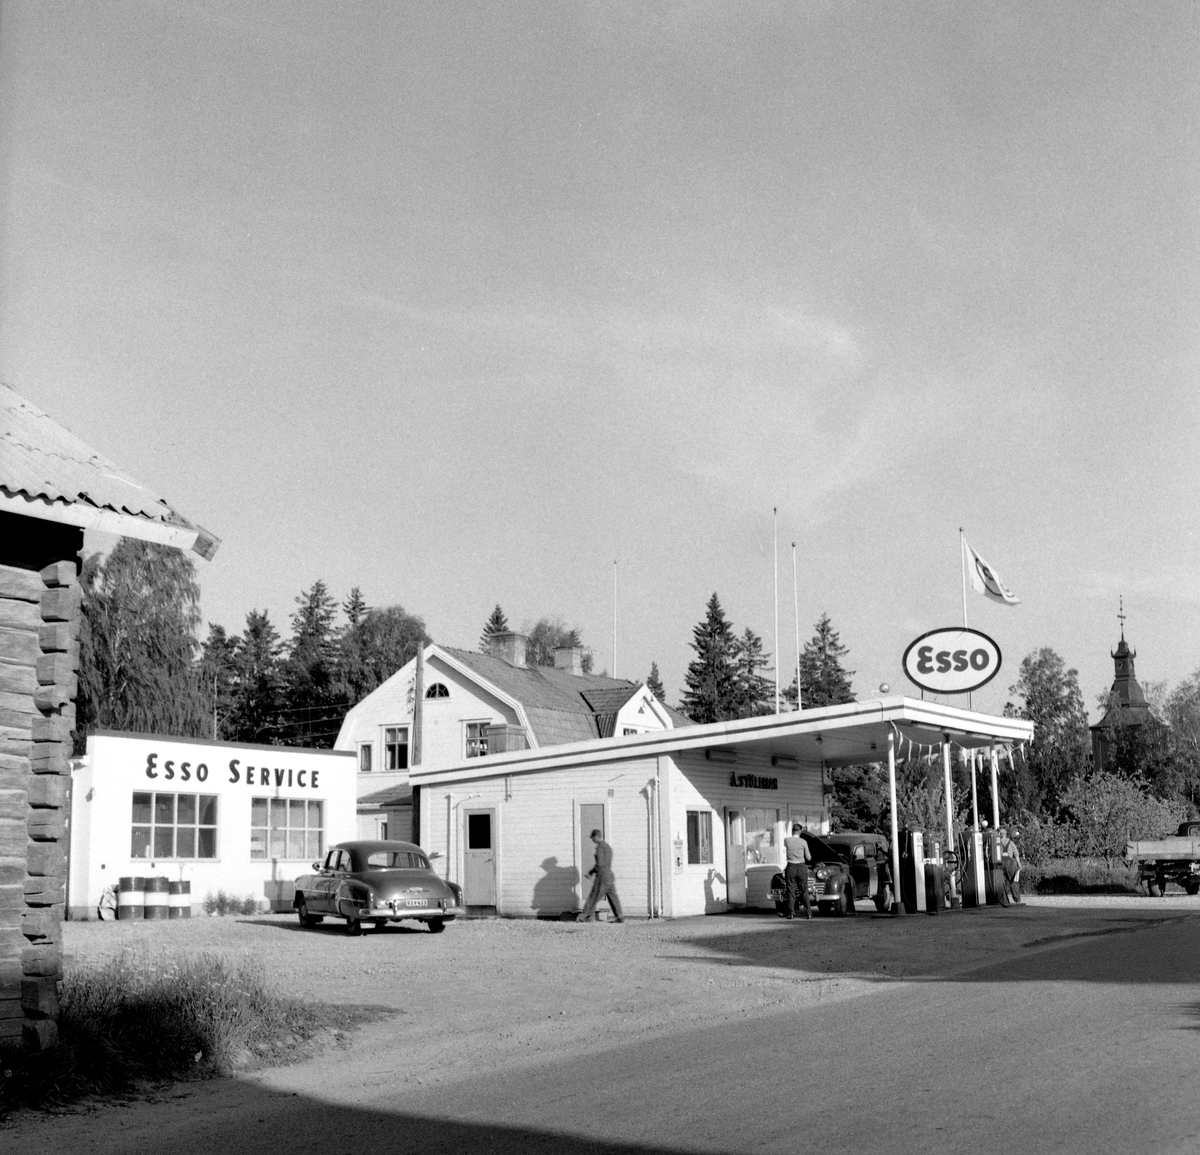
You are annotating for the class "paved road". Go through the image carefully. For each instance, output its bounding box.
[12,911,1200,1154]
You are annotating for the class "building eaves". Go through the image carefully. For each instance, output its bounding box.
[1,383,219,559]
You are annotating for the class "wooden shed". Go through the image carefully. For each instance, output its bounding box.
[1,384,217,1050]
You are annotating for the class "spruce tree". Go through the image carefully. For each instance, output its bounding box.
[480,604,509,650]
[228,609,285,745]
[646,661,666,703]
[798,613,855,707]
[681,593,739,723]
[732,628,774,717]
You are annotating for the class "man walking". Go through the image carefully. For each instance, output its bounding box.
[783,823,812,920]
[578,829,624,922]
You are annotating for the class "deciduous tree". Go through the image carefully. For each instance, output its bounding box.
[77,539,208,745]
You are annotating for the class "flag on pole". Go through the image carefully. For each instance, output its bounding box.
[963,538,1021,605]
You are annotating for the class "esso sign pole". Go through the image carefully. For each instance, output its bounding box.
[902,628,1002,696]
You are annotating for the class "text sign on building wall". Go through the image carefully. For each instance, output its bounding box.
[729,773,778,790]
[902,628,1002,695]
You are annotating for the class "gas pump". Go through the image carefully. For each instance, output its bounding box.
[900,829,926,913]
[924,839,946,914]
[982,829,1009,906]
[960,829,986,908]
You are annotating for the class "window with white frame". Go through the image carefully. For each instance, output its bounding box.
[465,721,489,758]
[384,726,409,770]
[250,798,324,860]
[425,682,450,699]
[686,809,713,864]
[358,743,373,773]
[131,792,218,860]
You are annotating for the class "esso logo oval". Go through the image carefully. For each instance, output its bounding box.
[902,628,1002,696]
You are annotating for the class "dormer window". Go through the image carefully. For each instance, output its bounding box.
[425,682,450,699]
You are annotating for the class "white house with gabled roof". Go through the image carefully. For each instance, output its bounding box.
[334,632,689,840]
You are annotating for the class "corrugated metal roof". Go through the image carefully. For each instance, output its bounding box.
[1,383,218,555]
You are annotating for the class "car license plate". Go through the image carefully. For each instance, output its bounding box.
[406,899,428,907]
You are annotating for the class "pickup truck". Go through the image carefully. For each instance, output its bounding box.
[1124,822,1200,896]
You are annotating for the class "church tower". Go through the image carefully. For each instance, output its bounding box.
[1090,599,1153,771]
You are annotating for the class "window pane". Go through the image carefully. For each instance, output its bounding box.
[177,794,197,825]
[289,799,306,828]
[176,828,195,858]
[132,793,152,824]
[250,829,267,859]
[700,812,713,863]
[287,830,305,859]
[307,801,323,827]
[251,797,268,827]
[198,796,218,825]
[197,828,216,858]
[307,831,323,860]
[154,794,175,824]
[269,830,286,858]
[154,827,174,857]
[131,827,151,858]
[359,745,372,772]
[686,812,699,863]
[269,799,286,829]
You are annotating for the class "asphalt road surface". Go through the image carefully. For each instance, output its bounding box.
[10,908,1200,1154]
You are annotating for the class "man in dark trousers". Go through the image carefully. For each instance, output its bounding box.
[783,822,813,919]
[578,829,624,922]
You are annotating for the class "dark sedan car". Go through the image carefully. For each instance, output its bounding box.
[770,831,893,916]
[293,840,463,935]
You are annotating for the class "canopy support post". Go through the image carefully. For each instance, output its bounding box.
[888,731,904,915]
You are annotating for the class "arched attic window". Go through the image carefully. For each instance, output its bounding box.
[425,682,450,699]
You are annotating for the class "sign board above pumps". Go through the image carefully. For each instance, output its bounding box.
[902,628,1002,695]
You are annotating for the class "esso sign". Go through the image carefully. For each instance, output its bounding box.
[902,628,1002,695]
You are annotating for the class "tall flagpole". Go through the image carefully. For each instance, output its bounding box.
[792,541,801,710]
[960,528,972,709]
[773,508,780,714]
[612,559,617,679]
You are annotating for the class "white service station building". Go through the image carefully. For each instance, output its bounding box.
[68,732,356,918]
[412,697,1033,919]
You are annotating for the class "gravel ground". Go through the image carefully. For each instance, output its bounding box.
[53,897,1192,1090]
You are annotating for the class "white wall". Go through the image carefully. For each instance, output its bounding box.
[668,751,825,918]
[336,652,521,799]
[69,733,356,919]
[419,757,660,918]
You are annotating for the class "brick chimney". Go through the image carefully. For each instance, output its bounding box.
[487,631,527,668]
[554,646,585,675]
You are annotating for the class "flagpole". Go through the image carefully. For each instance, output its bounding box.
[960,528,971,710]
[792,541,801,711]
[959,527,969,630]
[773,507,779,715]
[612,559,617,679]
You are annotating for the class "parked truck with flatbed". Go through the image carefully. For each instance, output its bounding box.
[1124,822,1200,896]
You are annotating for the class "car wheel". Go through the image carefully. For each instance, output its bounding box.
[427,917,446,934]
[1186,881,1200,896]
[832,891,849,917]
[345,916,363,936]
[297,897,318,928]
[874,884,893,913]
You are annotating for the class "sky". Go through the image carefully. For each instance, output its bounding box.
[1,1,1197,720]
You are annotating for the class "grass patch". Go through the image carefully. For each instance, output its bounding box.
[1024,858,1141,895]
[0,949,358,1115]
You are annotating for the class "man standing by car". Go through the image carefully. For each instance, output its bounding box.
[997,826,1021,904]
[578,829,624,923]
[783,823,813,920]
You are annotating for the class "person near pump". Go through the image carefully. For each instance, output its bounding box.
[578,829,624,923]
[782,823,813,920]
[997,826,1021,904]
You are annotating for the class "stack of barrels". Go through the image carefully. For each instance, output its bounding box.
[117,877,192,919]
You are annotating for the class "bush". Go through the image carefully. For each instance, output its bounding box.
[202,891,261,916]
[1023,857,1140,895]
[0,949,340,1114]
